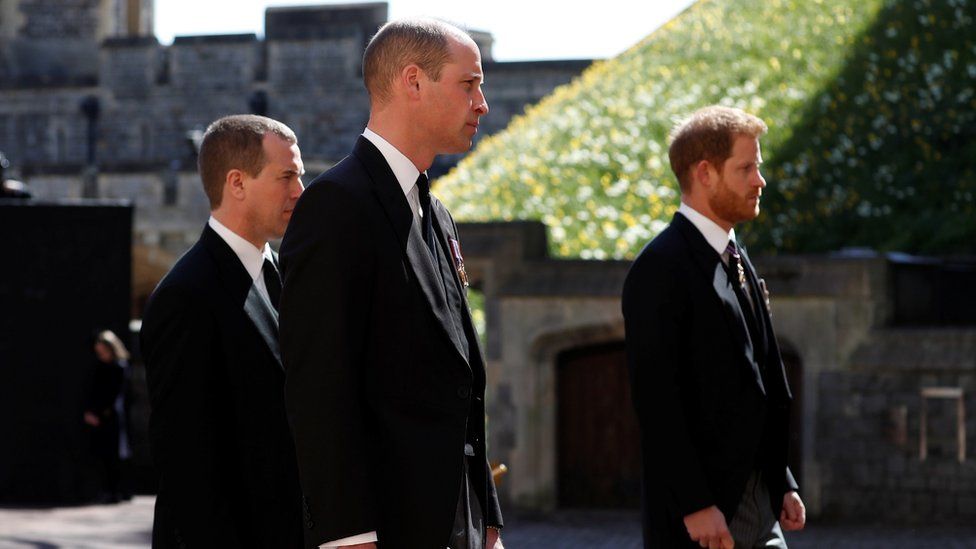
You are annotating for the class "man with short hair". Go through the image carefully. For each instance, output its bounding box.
[141,114,305,547]
[623,105,806,548]
[279,18,503,549]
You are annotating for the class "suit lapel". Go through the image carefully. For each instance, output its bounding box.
[430,198,480,366]
[352,137,469,364]
[737,247,769,358]
[430,199,467,299]
[672,214,766,395]
[200,225,284,371]
[739,247,793,400]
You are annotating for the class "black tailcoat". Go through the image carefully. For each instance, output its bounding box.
[141,226,303,548]
[622,212,797,548]
[278,137,503,549]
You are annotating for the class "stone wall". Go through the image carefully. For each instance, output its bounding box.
[0,3,592,178]
[815,330,976,524]
[0,0,102,85]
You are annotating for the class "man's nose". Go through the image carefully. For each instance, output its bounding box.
[475,89,489,115]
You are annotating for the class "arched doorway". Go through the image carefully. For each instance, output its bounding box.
[556,341,640,508]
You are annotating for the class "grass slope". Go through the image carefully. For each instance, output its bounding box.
[438,0,975,258]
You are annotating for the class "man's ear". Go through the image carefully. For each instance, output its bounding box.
[225,169,246,201]
[400,64,422,99]
[693,160,715,190]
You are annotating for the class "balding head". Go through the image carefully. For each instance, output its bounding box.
[363,18,472,106]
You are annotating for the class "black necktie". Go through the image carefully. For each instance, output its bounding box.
[416,173,436,254]
[262,257,282,311]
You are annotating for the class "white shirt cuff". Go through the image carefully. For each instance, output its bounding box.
[319,531,378,547]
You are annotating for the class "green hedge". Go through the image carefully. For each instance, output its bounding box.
[438,0,975,257]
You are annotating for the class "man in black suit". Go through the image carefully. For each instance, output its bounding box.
[622,106,806,549]
[141,114,305,548]
[278,18,503,549]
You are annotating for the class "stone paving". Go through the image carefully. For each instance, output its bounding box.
[0,498,152,549]
[1,497,976,548]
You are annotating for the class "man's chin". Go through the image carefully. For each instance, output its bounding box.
[743,202,761,220]
[451,137,475,154]
[273,222,289,239]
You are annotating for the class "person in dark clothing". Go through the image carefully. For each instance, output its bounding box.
[140,114,305,548]
[623,106,806,548]
[83,329,132,503]
[278,19,503,549]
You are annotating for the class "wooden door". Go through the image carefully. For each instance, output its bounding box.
[557,341,641,508]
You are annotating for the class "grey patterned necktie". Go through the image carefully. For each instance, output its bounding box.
[262,257,281,310]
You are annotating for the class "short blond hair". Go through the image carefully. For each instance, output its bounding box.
[668,105,767,192]
[363,18,469,105]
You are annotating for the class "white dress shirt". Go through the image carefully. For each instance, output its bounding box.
[678,202,757,312]
[317,128,425,549]
[208,216,276,305]
[363,127,426,219]
[677,201,736,262]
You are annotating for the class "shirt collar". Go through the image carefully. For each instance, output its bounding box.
[208,215,272,282]
[362,127,423,199]
[677,201,737,257]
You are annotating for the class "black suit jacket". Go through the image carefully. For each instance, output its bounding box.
[278,137,503,549]
[622,212,797,548]
[140,225,303,548]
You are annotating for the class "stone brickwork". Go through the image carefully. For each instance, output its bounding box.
[99,37,161,100]
[0,0,129,85]
[0,2,590,176]
[16,0,100,39]
[169,34,261,93]
[814,330,976,524]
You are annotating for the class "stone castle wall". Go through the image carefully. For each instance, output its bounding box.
[0,2,591,176]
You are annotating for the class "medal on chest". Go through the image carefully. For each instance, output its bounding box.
[448,237,469,288]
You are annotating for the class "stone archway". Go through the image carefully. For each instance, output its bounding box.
[492,317,626,509]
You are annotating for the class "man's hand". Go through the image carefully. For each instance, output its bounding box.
[780,491,806,531]
[83,411,100,427]
[487,527,504,549]
[683,505,734,549]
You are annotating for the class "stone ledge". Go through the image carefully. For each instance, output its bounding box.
[848,328,976,371]
[172,33,258,45]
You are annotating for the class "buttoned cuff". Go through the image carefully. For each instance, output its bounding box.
[320,531,378,547]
